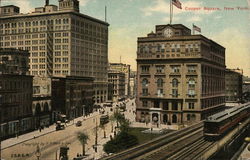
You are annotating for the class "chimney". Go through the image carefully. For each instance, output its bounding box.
[45,0,49,6]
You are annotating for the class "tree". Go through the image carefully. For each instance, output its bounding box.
[119,119,130,133]
[103,131,138,154]
[110,111,126,136]
[76,131,89,156]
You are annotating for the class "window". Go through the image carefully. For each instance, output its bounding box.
[161,44,165,52]
[157,78,164,87]
[188,90,195,97]
[156,66,164,73]
[188,65,196,73]
[171,44,175,52]
[172,89,178,97]
[142,101,148,107]
[172,78,178,87]
[156,44,161,52]
[157,89,163,97]
[154,101,160,108]
[142,78,149,87]
[141,66,149,73]
[172,102,178,110]
[142,88,148,96]
[176,44,180,52]
[163,102,169,110]
[188,102,195,109]
[171,66,180,73]
[188,79,195,88]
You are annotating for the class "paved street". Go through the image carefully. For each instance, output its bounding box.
[1,99,135,160]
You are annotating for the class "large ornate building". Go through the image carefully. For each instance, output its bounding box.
[136,24,226,126]
[0,0,109,103]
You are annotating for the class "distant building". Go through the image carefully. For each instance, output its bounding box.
[109,63,131,97]
[32,76,52,128]
[0,0,109,104]
[51,76,94,120]
[108,70,125,102]
[225,68,243,103]
[243,76,250,102]
[129,71,137,98]
[0,48,33,139]
[136,24,226,126]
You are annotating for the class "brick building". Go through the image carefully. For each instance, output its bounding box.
[136,24,226,126]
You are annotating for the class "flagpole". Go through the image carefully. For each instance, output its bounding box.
[192,24,194,35]
[171,0,173,24]
[170,0,172,24]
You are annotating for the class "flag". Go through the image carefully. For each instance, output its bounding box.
[193,24,201,32]
[172,0,182,9]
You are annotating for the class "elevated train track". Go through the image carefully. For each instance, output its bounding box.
[101,102,250,160]
[101,122,203,160]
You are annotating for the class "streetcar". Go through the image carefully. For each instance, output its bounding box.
[100,115,109,125]
[204,102,250,139]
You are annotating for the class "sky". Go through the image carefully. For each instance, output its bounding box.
[2,0,250,76]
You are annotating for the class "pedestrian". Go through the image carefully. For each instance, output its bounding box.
[39,127,42,132]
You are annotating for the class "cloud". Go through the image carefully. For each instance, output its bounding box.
[79,0,91,6]
[187,16,201,22]
[211,28,250,76]
[142,0,214,16]
[162,16,180,23]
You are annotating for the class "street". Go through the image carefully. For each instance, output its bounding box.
[1,98,135,160]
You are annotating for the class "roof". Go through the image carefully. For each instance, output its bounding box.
[205,102,250,123]
[0,8,109,26]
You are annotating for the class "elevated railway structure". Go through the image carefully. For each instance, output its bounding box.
[101,102,250,160]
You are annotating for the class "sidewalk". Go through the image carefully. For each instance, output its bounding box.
[1,112,99,150]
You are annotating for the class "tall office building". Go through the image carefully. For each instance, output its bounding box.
[136,24,225,126]
[0,0,109,103]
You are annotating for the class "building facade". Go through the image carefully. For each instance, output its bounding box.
[108,70,125,102]
[242,76,250,102]
[109,63,131,97]
[136,24,225,126]
[0,48,29,74]
[0,0,109,104]
[129,71,137,98]
[32,76,52,128]
[51,76,94,120]
[225,68,243,103]
[0,48,33,139]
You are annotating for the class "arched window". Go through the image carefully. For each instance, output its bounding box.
[44,102,49,113]
[142,78,149,87]
[188,78,195,88]
[157,78,163,87]
[172,78,178,87]
[163,114,168,124]
[172,114,177,123]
